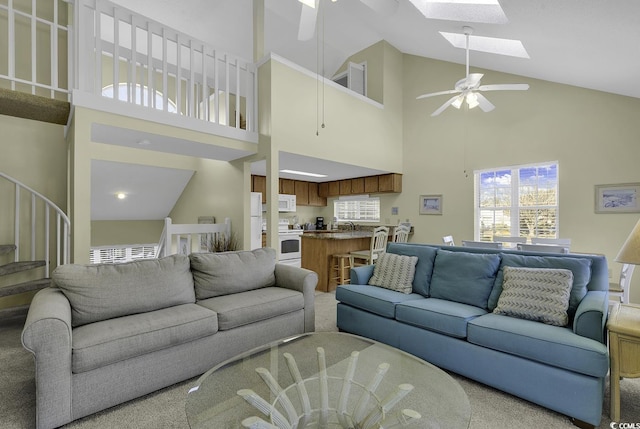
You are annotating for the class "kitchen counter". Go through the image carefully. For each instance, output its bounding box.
[301,232,372,292]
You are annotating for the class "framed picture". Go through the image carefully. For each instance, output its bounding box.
[419,194,442,215]
[594,183,640,213]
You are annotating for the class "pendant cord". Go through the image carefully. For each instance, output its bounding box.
[321,2,325,129]
[315,5,320,136]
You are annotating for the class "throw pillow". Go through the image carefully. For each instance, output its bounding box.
[487,253,592,318]
[53,254,195,328]
[386,243,438,297]
[190,247,276,300]
[429,249,501,310]
[368,252,419,294]
[494,266,573,326]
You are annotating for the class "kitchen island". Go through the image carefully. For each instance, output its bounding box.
[301,231,373,292]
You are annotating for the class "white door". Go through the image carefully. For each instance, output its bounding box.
[348,62,366,97]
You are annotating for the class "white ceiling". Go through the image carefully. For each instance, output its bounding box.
[96,0,640,220]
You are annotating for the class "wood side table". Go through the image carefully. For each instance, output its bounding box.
[608,303,640,421]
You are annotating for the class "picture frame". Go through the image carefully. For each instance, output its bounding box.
[419,194,443,215]
[594,183,640,213]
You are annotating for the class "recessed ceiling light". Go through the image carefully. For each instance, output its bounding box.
[280,169,328,178]
[440,31,530,59]
[408,0,508,24]
[116,192,127,200]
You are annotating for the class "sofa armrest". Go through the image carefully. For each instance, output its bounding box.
[573,290,608,344]
[350,265,375,285]
[275,264,318,332]
[21,287,73,429]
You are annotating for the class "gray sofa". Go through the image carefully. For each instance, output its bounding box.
[336,243,609,428]
[21,248,317,429]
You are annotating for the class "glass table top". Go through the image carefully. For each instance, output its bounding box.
[186,332,470,429]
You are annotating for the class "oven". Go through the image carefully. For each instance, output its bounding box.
[278,231,302,266]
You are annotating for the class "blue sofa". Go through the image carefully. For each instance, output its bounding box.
[336,243,609,427]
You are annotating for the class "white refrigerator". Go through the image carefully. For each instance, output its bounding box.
[250,192,262,250]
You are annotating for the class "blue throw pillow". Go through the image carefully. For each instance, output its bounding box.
[429,249,501,309]
[387,243,438,296]
[488,253,592,317]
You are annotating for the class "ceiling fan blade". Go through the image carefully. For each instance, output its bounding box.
[298,2,318,41]
[465,73,484,88]
[359,0,399,15]
[416,89,460,100]
[475,93,495,112]
[431,95,461,117]
[479,83,530,91]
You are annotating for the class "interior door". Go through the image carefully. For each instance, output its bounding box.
[348,62,366,96]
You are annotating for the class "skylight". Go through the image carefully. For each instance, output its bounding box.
[440,31,530,59]
[408,0,508,24]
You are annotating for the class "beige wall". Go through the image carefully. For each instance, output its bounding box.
[398,55,640,301]
[333,41,385,104]
[91,220,164,246]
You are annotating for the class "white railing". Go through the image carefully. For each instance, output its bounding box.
[0,0,72,100]
[156,217,232,258]
[72,0,257,132]
[0,172,70,276]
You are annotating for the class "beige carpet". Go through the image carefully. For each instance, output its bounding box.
[2,291,639,428]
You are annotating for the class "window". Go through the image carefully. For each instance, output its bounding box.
[90,244,158,264]
[475,162,559,241]
[334,197,380,222]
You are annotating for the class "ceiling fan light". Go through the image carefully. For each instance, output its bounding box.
[452,96,464,109]
[466,92,479,109]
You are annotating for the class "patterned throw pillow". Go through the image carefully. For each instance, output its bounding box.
[494,266,573,326]
[368,253,418,294]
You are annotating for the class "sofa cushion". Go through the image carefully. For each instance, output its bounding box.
[396,298,487,339]
[368,252,418,294]
[53,254,195,327]
[468,313,609,377]
[197,287,303,330]
[335,284,424,318]
[429,250,501,310]
[71,303,217,373]
[387,243,438,296]
[190,248,276,300]
[494,267,573,326]
[487,253,592,317]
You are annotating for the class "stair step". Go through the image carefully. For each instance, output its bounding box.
[0,304,29,319]
[0,260,46,276]
[0,278,51,298]
[0,245,16,256]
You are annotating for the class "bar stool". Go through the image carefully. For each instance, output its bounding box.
[331,253,352,286]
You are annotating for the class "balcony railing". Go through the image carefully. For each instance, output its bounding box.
[72,0,257,132]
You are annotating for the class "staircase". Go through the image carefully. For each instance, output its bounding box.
[0,172,70,317]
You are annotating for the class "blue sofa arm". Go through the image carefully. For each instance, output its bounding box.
[573,290,608,344]
[350,265,375,285]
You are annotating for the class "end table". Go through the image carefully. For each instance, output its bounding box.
[607,303,640,421]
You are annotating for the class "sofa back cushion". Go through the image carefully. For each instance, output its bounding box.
[53,254,195,328]
[429,249,501,309]
[487,253,592,317]
[386,243,438,296]
[190,248,276,300]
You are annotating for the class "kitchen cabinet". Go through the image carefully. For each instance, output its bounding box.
[364,176,379,193]
[252,175,266,203]
[307,183,327,206]
[378,173,402,193]
[319,181,339,197]
[339,180,352,195]
[351,177,365,194]
[279,178,295,195]
[294,180,309,205]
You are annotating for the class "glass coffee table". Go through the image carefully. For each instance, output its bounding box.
[186,332,470,428]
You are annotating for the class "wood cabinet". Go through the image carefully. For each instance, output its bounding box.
[308,183,327,206]
[279,178,295,195]
[252,175,266,203]
[378,173,402,193]
[319,181,340,197]
[339,180,352,195]
[294,180,309,205]
[351,177,365,194]
[364,176,379,193]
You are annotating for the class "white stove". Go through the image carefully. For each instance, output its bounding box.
[278,220,303,266]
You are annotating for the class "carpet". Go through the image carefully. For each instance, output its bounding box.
[1,291,639,428]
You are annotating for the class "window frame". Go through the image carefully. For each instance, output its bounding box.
[333,196,381,223]
[474,161,559,241]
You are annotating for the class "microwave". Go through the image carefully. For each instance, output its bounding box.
[278,194,296,212]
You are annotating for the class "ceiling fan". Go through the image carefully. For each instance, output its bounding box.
[297,0,398,41]
[416,26,529,117]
